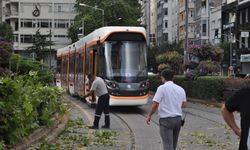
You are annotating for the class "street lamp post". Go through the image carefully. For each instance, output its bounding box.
[106,17,122,26]
[79,3,105,26]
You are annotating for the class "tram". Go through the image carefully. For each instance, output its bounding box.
[56,26,149,106]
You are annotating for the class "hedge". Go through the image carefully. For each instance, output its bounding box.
[0,74,66,147]
[149,75,250,101]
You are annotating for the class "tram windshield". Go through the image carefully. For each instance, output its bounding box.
[104,41,147,83]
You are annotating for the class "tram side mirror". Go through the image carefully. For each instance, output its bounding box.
[98,47,105,56]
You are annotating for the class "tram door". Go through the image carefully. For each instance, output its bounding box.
[85,49,97,102]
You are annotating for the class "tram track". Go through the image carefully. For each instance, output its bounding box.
[111,111,136,150]
[66,95,230,150]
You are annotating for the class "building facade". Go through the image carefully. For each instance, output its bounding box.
[221,0,238,69]
[1,0,77,68]
[193,0,210,45]
[178,0,195,46]
[156,0,178,44]
[209,1,222,44]
[237,0,250,73]
[0,1,3,23]
[139,0,157,46]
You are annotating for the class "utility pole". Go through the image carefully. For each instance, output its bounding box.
[184,0,189,64]
[49,28,52,69]
[229,23,232,67]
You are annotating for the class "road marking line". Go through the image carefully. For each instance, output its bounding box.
[71,101,94,124]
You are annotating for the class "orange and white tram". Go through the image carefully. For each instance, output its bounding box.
[56,26,149,106]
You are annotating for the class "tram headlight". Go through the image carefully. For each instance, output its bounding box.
[106,81,119,90]
[140,81,148,89]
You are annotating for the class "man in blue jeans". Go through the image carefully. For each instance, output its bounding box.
[146,69,187,150]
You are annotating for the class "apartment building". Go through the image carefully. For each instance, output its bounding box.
[237,0,250,73]
[1,0,77,67]
[178,0,195,45]
[0,1,2,23]
[156,0,178,44]
[193,0,210,45]
[209,0,223,44]
[139,0,157,46]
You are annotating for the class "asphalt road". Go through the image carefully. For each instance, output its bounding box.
[70,96,240,150]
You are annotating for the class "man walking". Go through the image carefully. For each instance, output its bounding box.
[83,74,110,129]
[221,87,250,150]
[146,69,187,150]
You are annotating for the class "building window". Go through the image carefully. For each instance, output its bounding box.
[246,8,248,23]
[165,8,168,16]
[54,3,74,13]
[39,19,52,28]
[164,33,169,41]
[202,20,207,36]
[242,9,246,24]
[14,34,18,42]
[54,35,67,38]
[240,11,243,24]
[54,19,69,28]
[218,19,221,27]
[190,10,193,17]
[21,19,32,28]
[165,20,168,28]
[20,34,33,43]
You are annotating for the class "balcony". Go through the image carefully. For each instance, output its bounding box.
[179,5,185,13]
[5,11,18,18]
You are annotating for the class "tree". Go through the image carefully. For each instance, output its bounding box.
[27,29,54,61]
[68,0,142,43]
[185,44,224,77]
[0,22,13,42]
[156,51,183,74]
[0,39,13,75]
[147,41,184,73]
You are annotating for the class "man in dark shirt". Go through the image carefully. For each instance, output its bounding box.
[221,87,250,150]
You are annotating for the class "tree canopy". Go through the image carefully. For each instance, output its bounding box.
[68,0,142,43]
[27,30,54,61]
[0,22,14,42]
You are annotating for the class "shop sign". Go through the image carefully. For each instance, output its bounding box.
[241,32,249,38]
[241,54,250,62]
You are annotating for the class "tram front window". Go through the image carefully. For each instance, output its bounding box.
[104,41,147,83]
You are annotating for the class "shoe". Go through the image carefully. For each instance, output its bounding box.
[88,125,99,129]
[101,125,110,129]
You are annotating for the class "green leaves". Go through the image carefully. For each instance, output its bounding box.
[0,75,66,146]
[0,22,14,42]
[68,0,142,43]
[26,29,54,61]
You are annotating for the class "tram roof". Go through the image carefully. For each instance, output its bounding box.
[57,26,146,56]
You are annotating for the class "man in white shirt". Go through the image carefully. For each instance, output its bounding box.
[146,69,187,150]
[83,74,110,129]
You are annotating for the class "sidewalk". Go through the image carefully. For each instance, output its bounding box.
[28,98,130,150]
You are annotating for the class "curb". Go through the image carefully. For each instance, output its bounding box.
[149,91,223,108]
[11,111,69,150]
[187,97,223,108]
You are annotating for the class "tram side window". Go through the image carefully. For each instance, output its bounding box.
[69,54,74,74]
[63,57,67,81]
[57,58,61,74]
[85,51,89,75]
[78,55,83,75]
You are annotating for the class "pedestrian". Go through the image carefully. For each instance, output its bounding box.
[221,87,250,150]
[83,73,110,129]
[146,69,187,150]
